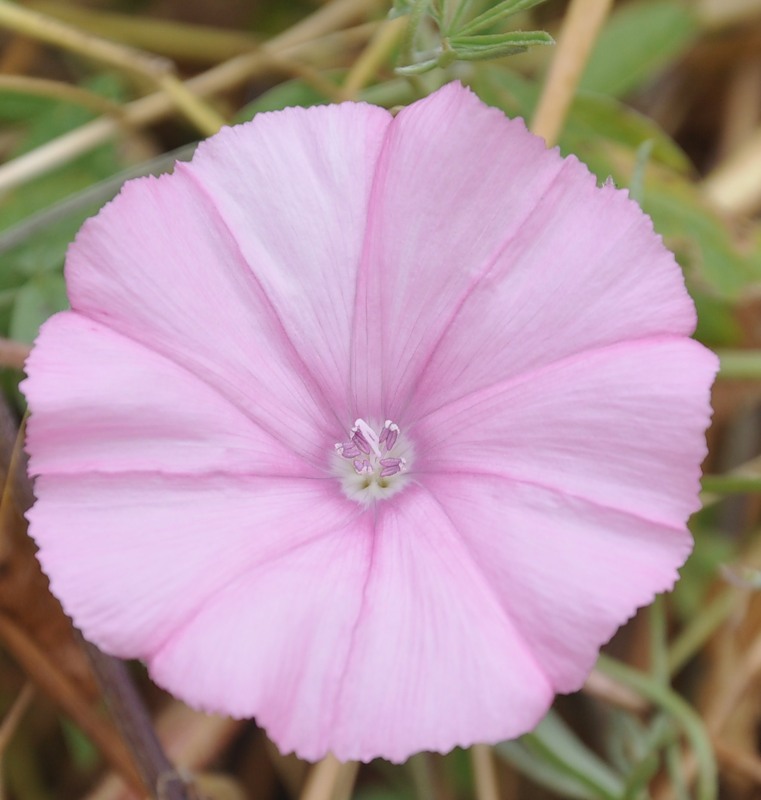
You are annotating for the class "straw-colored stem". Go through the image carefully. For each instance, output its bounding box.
[0,339,31,372]
[530,0,613,145]
[299,755,357,800]
[154,72,224,136]
[471,744,501,800]
[262,51,346,103]
[702,126,761,215]
[341,15,408,99]
[0,75,124,117]
[696,0,761,30]
[0,21,378,195]
[0,0,224,136]
[583,667,649,713]
[28,0,260,64]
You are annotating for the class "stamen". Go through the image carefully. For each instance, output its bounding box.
[335,419,409,500]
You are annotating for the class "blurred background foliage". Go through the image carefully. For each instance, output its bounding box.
[1,0,761,798]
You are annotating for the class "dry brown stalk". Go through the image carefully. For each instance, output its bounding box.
[0,682,34,757]
[84,705,242,800]
[0,615,144,794]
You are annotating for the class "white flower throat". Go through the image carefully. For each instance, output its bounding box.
[335,418,411,503]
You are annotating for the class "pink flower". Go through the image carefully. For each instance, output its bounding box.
[23,82,717,763]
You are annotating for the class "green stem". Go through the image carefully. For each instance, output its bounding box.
[701,474,761,494]
[649,595,669,683]
[716,349,761,380]
[622,715,676,800]
[520,731,619,800]
[596,656,717,800]
[400,0,432,66]
[666,741,690,800]
[668,589,736,676]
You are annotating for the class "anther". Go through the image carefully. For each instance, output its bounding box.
[353,458,372,475]
[351,428,371,455]
[379,420,399,451]
[379,457,406,477]
[335,441,360,459]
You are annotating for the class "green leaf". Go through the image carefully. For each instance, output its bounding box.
[234,78,336,122]
[581,0,700,98]
[446,30,552,62]
[642,173,761,299]
[471,67,692,174]
[566,91,691,175]
[10,274,68,344]
[395,57,441,75]
[596,657,718,800]
[471,65,761,318]
[455,0,550,36]
[496,710,624,800]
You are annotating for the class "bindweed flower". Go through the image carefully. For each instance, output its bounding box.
[23,82,717,764]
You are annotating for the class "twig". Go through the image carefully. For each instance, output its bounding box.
[0,0,224,136]
[84,705,241,800]
[82,639,196,800]
[0,339,30,372]
[471,745,500,800]
[530,0,614,145]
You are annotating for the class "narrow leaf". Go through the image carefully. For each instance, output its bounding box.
[457,0,549,37]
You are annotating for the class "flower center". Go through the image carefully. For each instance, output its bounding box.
[334,419,411,503]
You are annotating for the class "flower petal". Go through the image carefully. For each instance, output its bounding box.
[66,165,344,462]
[148,504,374,763]
[24,312,311,478]
[408,159,697,415]
[413,337,717,528]
[179,101,392,419]
[351,82,569,420]
[351,81,696,420]
[27,472,358,664]
[330,486,552,763]
[424,473,691,692]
